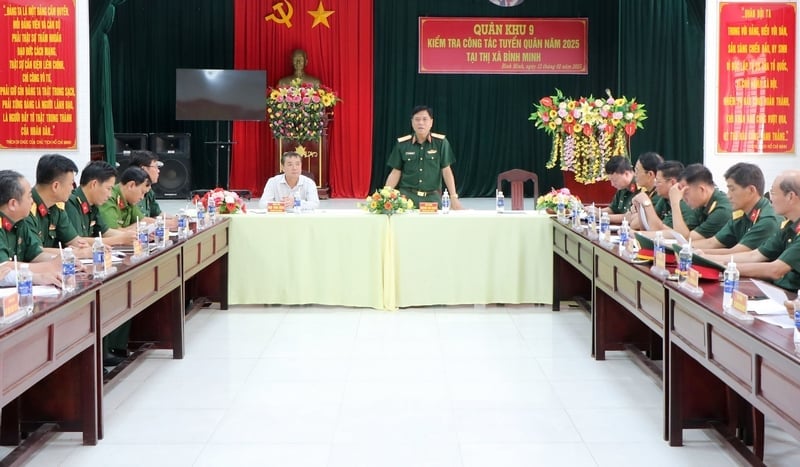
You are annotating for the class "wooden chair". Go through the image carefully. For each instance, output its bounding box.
[497,169,538,211]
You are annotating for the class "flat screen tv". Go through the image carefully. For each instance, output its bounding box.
[175,69,267,121]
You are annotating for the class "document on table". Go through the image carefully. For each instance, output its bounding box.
[755,314,795,329]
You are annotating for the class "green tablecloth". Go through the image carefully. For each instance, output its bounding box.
[228,210,553,309]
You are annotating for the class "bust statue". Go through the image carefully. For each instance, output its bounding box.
[277,49,321,87]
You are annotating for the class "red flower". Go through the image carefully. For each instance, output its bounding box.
[384,201,393,210]
[539,96,553,107]
[625,122,637,136]
[564,124,574,135]
[582,124,592,137]
[630,102,638,111]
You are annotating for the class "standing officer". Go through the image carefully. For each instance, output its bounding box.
[384,105,463,209]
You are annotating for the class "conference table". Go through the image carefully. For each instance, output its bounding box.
[0,219,229,459]
[551,218,800,464]
[228,209,554,309]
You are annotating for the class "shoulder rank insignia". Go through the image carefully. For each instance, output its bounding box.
[37,203,48,217]
[431,132,446,139]
[55,202,65,210]
[749,209,760,223]
[708,200,717,213]
[397,135,412,143]
[781,219,791,229]
[117,195,125,209]
[1,217,12,231]
[81,201,90,215]
[732,210,744,220]
[30,203,38,216]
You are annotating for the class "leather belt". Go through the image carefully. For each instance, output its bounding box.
[415,190,440,197]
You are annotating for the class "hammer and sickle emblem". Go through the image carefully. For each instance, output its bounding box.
[265,1,294,28]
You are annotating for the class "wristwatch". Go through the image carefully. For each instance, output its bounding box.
[641,199,652,207]
[451,193,458,199]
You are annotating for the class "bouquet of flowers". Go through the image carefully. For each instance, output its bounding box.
[360,187,414,215]
[536,187,581,211]
[529,89,646,184]
[195,188,247,214]
[267,80,340,141]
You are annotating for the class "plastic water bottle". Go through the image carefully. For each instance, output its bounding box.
[61,247,76,293]
[496,190,505,213]
[556,195,565,223]
[154,215,166,249]
[196,199,206,230]
[92,237,105,279]
[207,197,217,224]
[441,189,450,214]
[599,211,610,242]
[177,211,188,240]
[619,219,630,254]
[722,257,740,311]
[293,195,301,214]
[137,221,149,257]
[650,231,667,276]
[17,264,33,313]
[571,200,582,229]
[586,203,596,228]
[678,241,692,284]
[793,292,800,353]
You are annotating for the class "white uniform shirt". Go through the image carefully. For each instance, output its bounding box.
[259,174,320,210]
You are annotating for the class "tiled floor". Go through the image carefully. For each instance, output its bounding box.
[17,304,800,466]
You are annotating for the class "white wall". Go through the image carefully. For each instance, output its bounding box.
[704,0,798,187]
[1,2,90,183]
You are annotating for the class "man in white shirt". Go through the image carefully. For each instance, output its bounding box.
[259,151,320,210]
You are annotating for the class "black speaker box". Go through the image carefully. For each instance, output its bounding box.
[114,133,149,174]
[153,152,191,198]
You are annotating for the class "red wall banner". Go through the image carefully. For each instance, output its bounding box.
[418,17,588,75]
[0,0,76,149]
[717,2,795,153]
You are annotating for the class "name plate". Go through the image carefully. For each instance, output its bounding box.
[419,202,438,213]
[732,290,749,314]
[267,202,286,213]
[2,292,20,318]
[655,250,666,269]
[687,268,700,289]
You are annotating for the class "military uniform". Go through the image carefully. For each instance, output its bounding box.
[0,212,43,262]
[386,132,455,206]
[690,188,733,239]
[24,188,79,248]
[653,198,698,229]
[714,197,780,249]
[757,218,800,291]
[609,182,639,214]
[65,187,109,237]
[99,184,144,229]
[137,189,162,217]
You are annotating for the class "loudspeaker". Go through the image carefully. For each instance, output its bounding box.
[114,133,149,173]
[150,133,191,199]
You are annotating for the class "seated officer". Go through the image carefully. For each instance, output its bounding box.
[634,161,698,233]
[704,170,800,291]
[65,161,137,246]
[692,162,779,255]
[128,150,164,218]
[667,164,732,241]
[628,151,663,229]
[0,170,63,287]
[602,156,637,224]
[25,154,92,258]
[98,167,150,229]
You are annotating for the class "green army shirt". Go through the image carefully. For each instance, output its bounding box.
[137,189,162,217]
[387,132,455,195]
[690,188,732,239]
[25,188,79,248]
[758,218,800,291]
[65,187,109,238]
[609,182,638,214]
[653,198,698,230]
[98,184,144,229]
[0,212,43,262]
[714,197,780,249]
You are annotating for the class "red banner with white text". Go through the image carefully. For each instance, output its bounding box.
[717,2,795,153]
[0,0,76,149]
[419,17,588,74]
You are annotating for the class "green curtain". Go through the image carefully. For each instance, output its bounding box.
[101,0,234,189]
[372,0,705,197]
[618,0,706,166]
[89,0,126,165]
